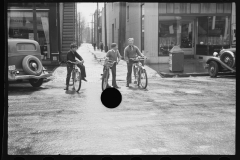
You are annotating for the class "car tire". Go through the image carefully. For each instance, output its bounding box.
[208,61,219,78]
[22,55,43,76]
[220,52,235,68]
[29,78,44,87]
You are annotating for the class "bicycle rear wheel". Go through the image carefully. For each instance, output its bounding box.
[74,71,81,92]
[139,69,148,89]
[102,69,109,91]
[69,70,75,86]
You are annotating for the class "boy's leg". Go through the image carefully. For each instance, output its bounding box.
[111,63,117,87]
[65,65,73,90]
[77,64,86,78]
[126,62,133,85]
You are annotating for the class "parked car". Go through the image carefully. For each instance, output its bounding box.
[205,42,236,78]
[8,38,52,87]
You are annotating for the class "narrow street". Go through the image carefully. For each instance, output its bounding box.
[8,43,235,155]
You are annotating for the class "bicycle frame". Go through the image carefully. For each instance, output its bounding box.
[101,59,117,91]
[66,60,82,92]
[129,57,148,88]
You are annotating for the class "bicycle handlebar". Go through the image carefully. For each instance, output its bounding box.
[129,57,147,61]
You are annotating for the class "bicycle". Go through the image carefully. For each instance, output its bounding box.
[99,58,117,91]
[129,56,148,89]
[66,60,82,92]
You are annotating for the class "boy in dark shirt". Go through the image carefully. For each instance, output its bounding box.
[64,43,87,90]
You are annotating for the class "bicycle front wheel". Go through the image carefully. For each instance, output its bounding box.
[74,71,82,92]
[139,69,148,89]
[102,69,108,91]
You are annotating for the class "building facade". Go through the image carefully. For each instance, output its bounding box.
[105,2,235,64]
[7,3,77,64]
[105,2,126,56]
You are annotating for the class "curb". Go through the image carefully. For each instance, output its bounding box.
[160,72,235,78]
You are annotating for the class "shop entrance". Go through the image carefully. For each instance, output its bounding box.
[179,17,196,57]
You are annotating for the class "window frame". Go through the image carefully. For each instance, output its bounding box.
[16,43,37,51]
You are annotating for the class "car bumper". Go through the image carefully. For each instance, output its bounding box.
[8,71,52,81]
[204,64,209,69]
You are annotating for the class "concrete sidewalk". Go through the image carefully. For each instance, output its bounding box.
[87,45,161,80]
[148,59,210,78]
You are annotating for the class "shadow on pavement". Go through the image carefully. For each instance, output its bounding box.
[216,75,236,79]
[128,86,148,91]
[8,85,49,95]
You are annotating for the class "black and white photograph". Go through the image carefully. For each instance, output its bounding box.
[5,1,236,156]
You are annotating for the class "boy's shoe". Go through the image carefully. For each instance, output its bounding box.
[82,78,87,82]
[64,85,69,90]
[113,85,121,89]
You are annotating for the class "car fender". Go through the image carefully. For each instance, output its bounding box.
[206,57,236,72]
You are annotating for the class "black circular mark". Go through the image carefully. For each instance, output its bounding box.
[101,88,122,108]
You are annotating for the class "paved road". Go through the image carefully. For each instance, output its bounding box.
[8,43,236,155]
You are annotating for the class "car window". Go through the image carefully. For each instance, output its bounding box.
[17,43,36,51]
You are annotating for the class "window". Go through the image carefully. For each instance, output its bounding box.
[115,18,116,29]
[17,43,36,51]
[8,10,50,59]
[196,16,231,55]
[158,16,178,56]
[112,3,113,11]
[127,6,129,21]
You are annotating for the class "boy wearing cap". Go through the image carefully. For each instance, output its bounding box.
[124,38,144,87]
[65,43,87,90]
[104,43,122,89]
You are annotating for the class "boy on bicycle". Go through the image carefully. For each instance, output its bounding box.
[65,43,87,90]
[104,43,121,89]
[124,38,145,87]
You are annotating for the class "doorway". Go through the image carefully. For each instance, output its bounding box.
[180,20,195,56]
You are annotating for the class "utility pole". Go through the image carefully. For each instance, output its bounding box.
[92,14,94,44]
[33,3,37,42]
[79,12,81,44]
[104,2,107,52]
[76,12,79,46]
[97,3,99,49]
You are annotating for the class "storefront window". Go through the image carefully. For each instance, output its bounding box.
[158,16,179,56]
[8,11,50,59]
[8,11,33,39]
[196,16,231,55]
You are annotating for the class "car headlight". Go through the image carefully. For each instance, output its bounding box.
[213,52,218,57]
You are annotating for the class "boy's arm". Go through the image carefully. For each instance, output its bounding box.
[135,46,144,57]
[117,50,121,63]
[75,52,83,62]
[105,50,110,60]
[124,47,129,62]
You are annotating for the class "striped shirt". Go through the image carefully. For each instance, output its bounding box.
[124,45,143,61]
[106,49,121,62]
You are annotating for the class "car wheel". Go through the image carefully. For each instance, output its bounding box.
[22,55,43,76]
[29,78,44,87]
[208,61,219,78]
[220,52,235,68]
